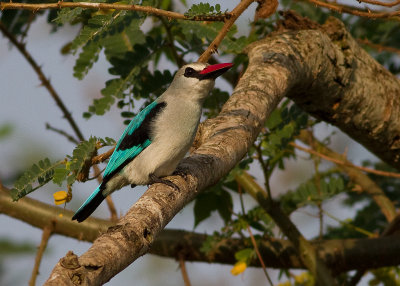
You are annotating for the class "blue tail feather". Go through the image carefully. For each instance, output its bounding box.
[72,185,105,222]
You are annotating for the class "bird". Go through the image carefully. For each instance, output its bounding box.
[72,62,233,222]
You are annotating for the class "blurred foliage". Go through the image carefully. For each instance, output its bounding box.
[0,123,13,140]
[0,239,36,256]
[3,0,400,284]
[280,173,345,215]
[324,161,400,239]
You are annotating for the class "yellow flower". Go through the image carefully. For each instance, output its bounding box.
[276,282,291,286]
[230,261,247,276]
[294,272,310,284]
[53,191,69,205]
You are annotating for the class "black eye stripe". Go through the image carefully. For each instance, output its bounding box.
[184,67,196,77]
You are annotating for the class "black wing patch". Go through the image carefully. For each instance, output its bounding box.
[101,101,167,186]
[118,101,167,151]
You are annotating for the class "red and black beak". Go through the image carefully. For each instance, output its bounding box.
[198,63,233,80]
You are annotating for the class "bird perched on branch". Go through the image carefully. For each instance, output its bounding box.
[72,62,233,222]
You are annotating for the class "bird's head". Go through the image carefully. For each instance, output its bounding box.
[167,62,233,102]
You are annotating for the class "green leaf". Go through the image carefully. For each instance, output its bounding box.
[86,37,164,117]
[52,166,70,186]
[71,14,114,52]
[69,137,98,176]
[280,175,345,214]
[0,239,36,256]
[53,7,84,25]
[234,248,254,263]
[89,79,122,115]
[184,2,226,18]
[194,182,233,227]
[99,136,116,146]
[73,41,101,79]
[121,111,135,118]
[203,88,230,117]
[102,16,146,60]
[71,10,145,80]
[216,189,233,224]
[194,191,218,227]
[179,21,247,54]
[0,123,13,140]
[11,158,61,201]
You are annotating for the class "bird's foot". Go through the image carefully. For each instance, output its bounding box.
[149,173,180,191]
[173,167,189,180]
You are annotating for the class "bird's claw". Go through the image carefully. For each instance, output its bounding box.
[173,168,189,180]
[149,173,180,191]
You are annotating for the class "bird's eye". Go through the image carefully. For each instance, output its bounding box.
[184,67,196,77]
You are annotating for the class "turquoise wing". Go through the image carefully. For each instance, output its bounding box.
[103,100,166,179]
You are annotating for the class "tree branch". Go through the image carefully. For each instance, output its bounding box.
[290,140,400,179]
[29,223,54,286]
[356,0,400,8]
[357,38,400,56]
[0,2,228,22]
[303,0,400,19]
[2,184,400,274]
[275,16,400,170]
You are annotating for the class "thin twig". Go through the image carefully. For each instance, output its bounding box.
[323,210,374,237]
[46,123,80,145]
[290,142,400,178]
[247,225,273,286]
[238,182,272,284]
[197,0,256,62]
[29,222,54,286]
[179,253,192,286]
[356,0,400,8]
[357,38,400,56]
[0,21,85,142]
[0,2,227,22]
[92,147,115,165]
[254,142,273,199]
[312,153,324,239]
[303,0,400,19]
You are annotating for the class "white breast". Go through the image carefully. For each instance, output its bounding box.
[123,96,202,185]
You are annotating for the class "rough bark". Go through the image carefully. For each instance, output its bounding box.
[2,186,400,274]
[44,15,400,285]
[285,17,400,170]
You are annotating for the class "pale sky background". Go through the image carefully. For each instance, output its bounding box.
[0,1,378,285]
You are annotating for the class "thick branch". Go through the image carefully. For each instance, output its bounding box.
[0,2,227,22]
[2,185,400,274]
[282,17,400,170]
